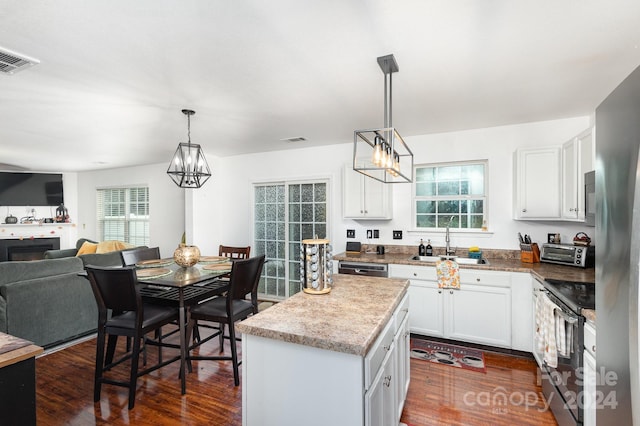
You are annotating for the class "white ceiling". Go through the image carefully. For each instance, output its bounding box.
[1,0,639,172]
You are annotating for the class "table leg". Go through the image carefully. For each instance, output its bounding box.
[178,288,187,395]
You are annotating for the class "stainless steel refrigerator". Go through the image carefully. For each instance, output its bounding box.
[596,64,640,425]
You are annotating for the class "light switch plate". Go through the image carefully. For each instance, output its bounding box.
[393,230,403,239]
[366,229,373,239]
[373,230,379,238]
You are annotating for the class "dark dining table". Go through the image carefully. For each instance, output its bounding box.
[137,261,231,394]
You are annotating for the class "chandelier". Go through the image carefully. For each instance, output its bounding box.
[353,54,413,183]
[167,109,211,188]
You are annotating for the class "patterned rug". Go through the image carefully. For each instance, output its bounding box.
[410,338,486,373]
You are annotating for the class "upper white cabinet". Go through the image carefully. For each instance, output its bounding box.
[514,146,562,220]
[562,128,594,220]
[343,165,393,219]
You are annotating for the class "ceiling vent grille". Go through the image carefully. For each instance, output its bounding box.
[0,47,40,75]
[281,137,307,143]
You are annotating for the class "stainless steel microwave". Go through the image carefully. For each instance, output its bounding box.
[585,170,595,226]
[540,243,595,268]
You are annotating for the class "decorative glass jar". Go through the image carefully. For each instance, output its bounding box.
[173,244,201,267]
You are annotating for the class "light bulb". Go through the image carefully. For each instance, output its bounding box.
[372,144,382,166]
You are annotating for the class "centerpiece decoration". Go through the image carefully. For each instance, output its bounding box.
[173,232,200,267]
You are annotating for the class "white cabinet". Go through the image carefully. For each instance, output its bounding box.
[511,272,533,352]
[343,165,392,219]
[583,321,596,426]
[364,293,409,426]
[562,128,594,220]
[514,147,562,220]
[407,279,444,337]
[365,340,395,426]
[390,265,512,348]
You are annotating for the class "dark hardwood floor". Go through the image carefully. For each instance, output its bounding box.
[35,331,557,425]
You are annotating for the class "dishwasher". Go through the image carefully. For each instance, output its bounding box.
[338,261,388,277]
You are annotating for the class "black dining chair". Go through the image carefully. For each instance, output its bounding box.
[121,247,161,266]
[186,254,265,386]
[86,265,179,409]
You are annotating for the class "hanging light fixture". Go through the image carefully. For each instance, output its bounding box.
[353,54,413,183]
[167,109,212,188]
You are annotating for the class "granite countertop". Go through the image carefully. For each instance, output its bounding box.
[333,251,596,283]
[237,274,409,356]
[0,332,43,369]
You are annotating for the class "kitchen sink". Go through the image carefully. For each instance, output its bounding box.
[409,255,490,265]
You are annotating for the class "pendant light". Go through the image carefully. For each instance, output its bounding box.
[353,54,413,183]
[167,109,211,188]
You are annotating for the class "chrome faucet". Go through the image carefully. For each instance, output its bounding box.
[445,216,456,256]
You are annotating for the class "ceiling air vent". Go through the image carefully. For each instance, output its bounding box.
[281,137,307,143]
[0,47,40,75]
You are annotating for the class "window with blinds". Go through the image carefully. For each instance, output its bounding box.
[97,187,149,246]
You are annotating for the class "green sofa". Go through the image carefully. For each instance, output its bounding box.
[44,238,132,268]
[0,257,97,348]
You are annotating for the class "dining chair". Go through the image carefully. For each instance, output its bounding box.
[187,254,266,386]
[86,265,179,409]
[121,246,161,266]
[191,244,251,343]
[219,245,251,259]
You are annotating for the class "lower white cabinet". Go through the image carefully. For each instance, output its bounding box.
[365,294,410,426]
[365,339,396,426]
[390,264,512,348]
[583,321,596,426]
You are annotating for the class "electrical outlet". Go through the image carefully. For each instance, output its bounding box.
[346,229,355,238]
[393,230,402,239]
[373,229,379,239]
[366,229,373,239]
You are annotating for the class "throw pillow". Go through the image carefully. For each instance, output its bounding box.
[76,241,98,256]
[96,240,134,254]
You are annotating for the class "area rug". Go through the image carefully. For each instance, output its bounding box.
[410,338,486,373]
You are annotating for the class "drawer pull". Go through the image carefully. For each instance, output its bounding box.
[413,272,417,277]
[476,278,481,282]
[384,344,391,351]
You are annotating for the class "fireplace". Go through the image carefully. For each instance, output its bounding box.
[0,238,60,262]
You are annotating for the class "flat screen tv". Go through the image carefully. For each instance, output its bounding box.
[0,172,64,206]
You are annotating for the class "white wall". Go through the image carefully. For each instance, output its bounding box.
[191,115,594,255]
[69,116,593,257]
[76,163,184,257]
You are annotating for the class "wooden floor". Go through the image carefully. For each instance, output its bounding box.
[35,331,557,425]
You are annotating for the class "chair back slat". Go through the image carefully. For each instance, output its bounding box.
[228,255,266,304]
[86,266,140,313]
[121,247,161,266]
[219,245,251,259]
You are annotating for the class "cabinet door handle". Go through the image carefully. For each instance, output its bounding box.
[476,278,480,282]
[383,344,391,351]
[450,290,454,294]
[413,273,417,277]
[384,375,392,387]
[592,345,596,353]
[522,209,527,212]
[438,290,442,294]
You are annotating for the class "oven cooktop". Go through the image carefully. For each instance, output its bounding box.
[543,278,595,313]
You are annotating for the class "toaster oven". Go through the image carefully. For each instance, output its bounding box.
[540,243,595,268]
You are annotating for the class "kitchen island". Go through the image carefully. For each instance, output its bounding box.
[237,274,409,426]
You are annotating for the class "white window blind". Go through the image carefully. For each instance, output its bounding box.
[97,187,149,246]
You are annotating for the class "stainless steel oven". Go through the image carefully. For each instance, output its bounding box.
[534,278,594,426]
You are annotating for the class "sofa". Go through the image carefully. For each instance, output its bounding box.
[44,238,137,267]
[0,239,146,348]
[0,257,97,348]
